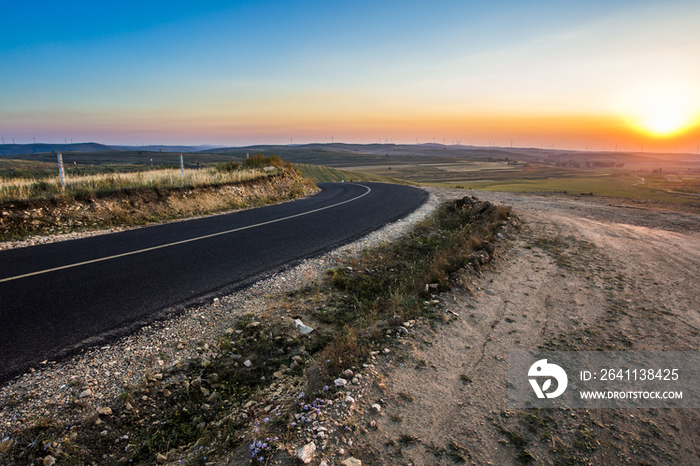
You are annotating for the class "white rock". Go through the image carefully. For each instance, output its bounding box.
[294,319,315,334]
[243,359,252,368]
[296,441,316,464]
[334,378,348,387]
[97,407,112,416]
[345,395,355,403]
[79,389,93,398]
[343,369,354,377]
[371,403,382,413]
[341,457,362,466]
[43,455,56,466]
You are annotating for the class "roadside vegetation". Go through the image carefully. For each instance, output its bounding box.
[0,195,512,465]
[309,196,510,375]
[0,154,288,202]
[0,155,317,241]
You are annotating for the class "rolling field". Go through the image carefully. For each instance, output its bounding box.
[435,171,700,204]
[294,163,413,185]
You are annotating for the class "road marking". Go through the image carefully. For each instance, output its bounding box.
[0,184,371,283]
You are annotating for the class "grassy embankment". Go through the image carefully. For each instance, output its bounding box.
[1,194,511,465]
[0,155,317,240]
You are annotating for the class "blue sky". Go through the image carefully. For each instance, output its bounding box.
[2,1,699,150]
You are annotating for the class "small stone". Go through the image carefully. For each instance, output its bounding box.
[43,455,56,466]
[124,402,133,411]
[206,392,219,403]
[97,407,112,416]
[370,420,377,428]
[79,389,93,398]
[383,348,391,354]
[273,371,284,379]
[341,458,362,466]
[296,441,316,464]
[339,447,346,455]
[345,395,355,403]
[155,453,167,463]
[343,369,354,377]
[0,438,14,453]
[371,403,381,413]
[294,319,315,335]
[225,328,234,335]
[352,377,359,384]
[243,359,253,368]
[161,389,172,397]
[334,378,348,387]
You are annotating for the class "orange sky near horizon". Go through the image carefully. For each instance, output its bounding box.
[2,1,699,153]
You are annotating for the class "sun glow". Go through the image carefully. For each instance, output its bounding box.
[622,85,700,138]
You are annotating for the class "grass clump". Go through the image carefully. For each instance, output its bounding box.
[311,196,512,375]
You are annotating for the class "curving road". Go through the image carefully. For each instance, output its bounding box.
[0,182,427,382]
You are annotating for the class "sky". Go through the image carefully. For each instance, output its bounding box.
[1,0,700,152]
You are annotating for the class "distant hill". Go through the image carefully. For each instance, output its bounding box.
[114,145,225,153]
[0,143,116,157]
[0,143,225,157]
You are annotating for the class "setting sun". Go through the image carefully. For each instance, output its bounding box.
[638,95,697,136]
[623,84,700,138]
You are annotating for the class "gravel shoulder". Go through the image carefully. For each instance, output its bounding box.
[2,187,700,465]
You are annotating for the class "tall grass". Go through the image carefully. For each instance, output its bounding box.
[0,167,276,202]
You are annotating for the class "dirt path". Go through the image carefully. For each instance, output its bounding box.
[351,190,700,465]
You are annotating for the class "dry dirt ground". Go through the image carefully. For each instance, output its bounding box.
[350,189,700,466]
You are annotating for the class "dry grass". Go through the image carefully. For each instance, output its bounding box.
[0,168,273,202]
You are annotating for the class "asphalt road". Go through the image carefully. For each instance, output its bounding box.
[0,182,427,382]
